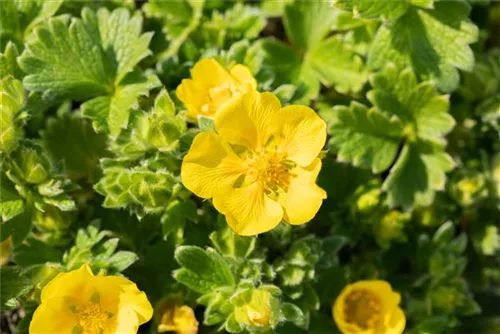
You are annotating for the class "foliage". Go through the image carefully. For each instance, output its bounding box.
[0,1,499,334]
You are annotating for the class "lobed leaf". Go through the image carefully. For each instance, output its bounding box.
[330,102,403,173]
[368,1,478,92]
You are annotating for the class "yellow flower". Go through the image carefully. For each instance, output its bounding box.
[30,264,153,334]
[157,303,198,334]
[181,91,327,236]
[176,58,257,119]
[234,289,272,328]
[333,280,406,334]
[0,237,12,266]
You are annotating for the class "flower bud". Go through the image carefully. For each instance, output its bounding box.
[157,301,198,334]
[10,142,51,184]
[449,171,488,206]
[233,288,279,331]
[33,205,73,232]
[375,210,409,248]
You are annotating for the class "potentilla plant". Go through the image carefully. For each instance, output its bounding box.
[0,1,499,334]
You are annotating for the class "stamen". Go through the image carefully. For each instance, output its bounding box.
[246,150,296,195]
[343,289,382,329]
[77,302,114,334]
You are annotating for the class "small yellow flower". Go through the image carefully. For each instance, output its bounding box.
[157,302,198,334]
[176,58,257,119]
[30,264,153,334]
[181,91,327,235]
[0,237,12,266]
[333,280,406,334]
[234,289,272,328]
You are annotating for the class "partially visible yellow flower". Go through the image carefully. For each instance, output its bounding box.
[333,280,406,334]
[176,58,257,119]
[30,264,153,334]
[181,91,327,236]
[157,302,198,334]
[0,237,12,266]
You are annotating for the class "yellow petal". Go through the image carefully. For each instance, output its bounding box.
[229,64,257,90]
[282,159,326,225]
[40,264,94,303]
[215,91,281,150]
[176,78,205,118]
[30,297,78,334]
[385,307,406,334]
[181,131,247,199]
[272,105,327,167]
[191,58,234,87]
[213,183,283,236]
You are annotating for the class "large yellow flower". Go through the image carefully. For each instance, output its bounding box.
[30,264,153,334]
[333,280,406,334]
[181,91,327,236]
[176,58,257,119]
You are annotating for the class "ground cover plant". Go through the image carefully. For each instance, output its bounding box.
[0,0,499,333]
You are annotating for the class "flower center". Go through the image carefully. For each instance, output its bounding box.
[343,289,382,329]
[245,305,269,326]
[201,83,239,115]
[77,303,113,334]
[247,150,295,196]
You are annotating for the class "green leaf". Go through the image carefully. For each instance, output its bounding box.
[433,221,456,245]
[107,251,138,272]
[0,174,25,222]
[0,266,33,308]
[174,246,235,294]
[19,16,112,100]
[307,37,368,94]
[459,49,500,103]
[42,110,109,182]
[333,0,411,21]
[368,65,455,145]
[281,303,306,328]
[210,226,256,259]
[18,7,158,138]
[81,71,161,137]
[0,76,26,153]
[0,42,23,79]
[82,7,153,84]
[261,37,367,102]
[0,0,64,49]
[416,316,448,334]
[13,238,62,266]
[283,0,336,50]
[330,102,403,173]
[368,1,478,92]
[145,0,205,60]
[383,142,454,209]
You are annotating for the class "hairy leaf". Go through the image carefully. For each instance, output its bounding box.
[0,266,33,308]
[383,142,454,209]
[283,0,336,50]
[330,102,403,173]
[174,246,235,293]
[368,1,478,92]
[368,65,455,145]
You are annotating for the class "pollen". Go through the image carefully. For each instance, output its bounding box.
[247,150,296,195]
[343,289,382,329]
[77,303,114,334]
